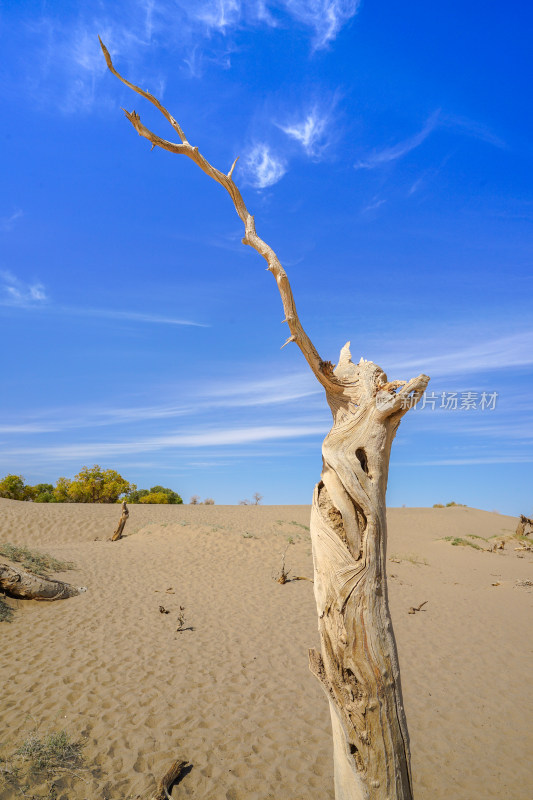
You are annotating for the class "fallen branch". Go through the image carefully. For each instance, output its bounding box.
[0,563,86,600]
[111,500,129,541]
[408,601,428,615]
[149,759,190,800]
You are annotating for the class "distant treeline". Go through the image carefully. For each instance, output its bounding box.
[0,465,182,505]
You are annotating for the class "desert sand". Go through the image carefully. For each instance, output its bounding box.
[1,499,532,800]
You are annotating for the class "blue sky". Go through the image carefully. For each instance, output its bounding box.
[1,1,532,514]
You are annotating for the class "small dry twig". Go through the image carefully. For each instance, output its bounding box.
[149,758,191,800]
[275,546,313,584]
[175,606,195,632]
[408,601,428,614]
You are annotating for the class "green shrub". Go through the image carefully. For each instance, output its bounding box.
[442,536,482,550]
[130,485,182,504]
[32,483,55,503]
[149,485,183,504]
[125,488,150,503]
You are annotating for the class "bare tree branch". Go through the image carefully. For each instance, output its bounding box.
[99,38,342,394]
[99,41,432,799]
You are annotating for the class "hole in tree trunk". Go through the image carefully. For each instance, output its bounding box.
[355,448,368,474]
[353,501,367,535]
[317,482,349,546]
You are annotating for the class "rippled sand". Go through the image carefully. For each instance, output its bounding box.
[1,500,531,799]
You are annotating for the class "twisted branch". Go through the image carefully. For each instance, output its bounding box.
[99,38,341,394]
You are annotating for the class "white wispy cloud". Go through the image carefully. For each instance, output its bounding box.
[278,102,335,157]
[355,111,440,170]
[27,8,166,113]
[209,373,322,406]
[0,274,205,325]
[356,110,506,172]
[440,113,506,150]
[0,423,60,435]
[186,1,360,47]
[362,197,386,213]
[0,373,323,436]
[243,143,287,188]
[282,0,361,49]
[387,330,533,378]
[0,209,23,232]
[1,424,327,462]
[194,0,241,31]
[397,455,533,466]
[0,271,47,306]
[24,0,360,113]
[65,306,206,327]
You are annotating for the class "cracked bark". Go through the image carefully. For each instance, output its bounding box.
[308,347,428,800]
[99,40,430,800]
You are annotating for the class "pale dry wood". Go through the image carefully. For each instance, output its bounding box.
[111,500,129,541]
[100,42,430,800]
[149,759,190,800]
[516,514,532,537]
[0,563,84,600]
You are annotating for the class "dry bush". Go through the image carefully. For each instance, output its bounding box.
[0,596,14,622]
[389,553,429,566]
[0,544,75,576]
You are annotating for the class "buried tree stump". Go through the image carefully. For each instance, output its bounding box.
[516,514,533,537]
[0,563,85,600]
[111,500,129,541]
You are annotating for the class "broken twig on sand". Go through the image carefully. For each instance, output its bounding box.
[408,601,428,615]
[149,759,191,800]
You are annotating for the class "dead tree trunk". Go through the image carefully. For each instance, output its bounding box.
[111,500,129,541]
[308,346,427,799]
[0,563,84,600]
[99,40,429,800]
[516,514,532,537]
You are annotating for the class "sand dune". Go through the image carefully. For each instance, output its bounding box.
[1,500,532,799]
